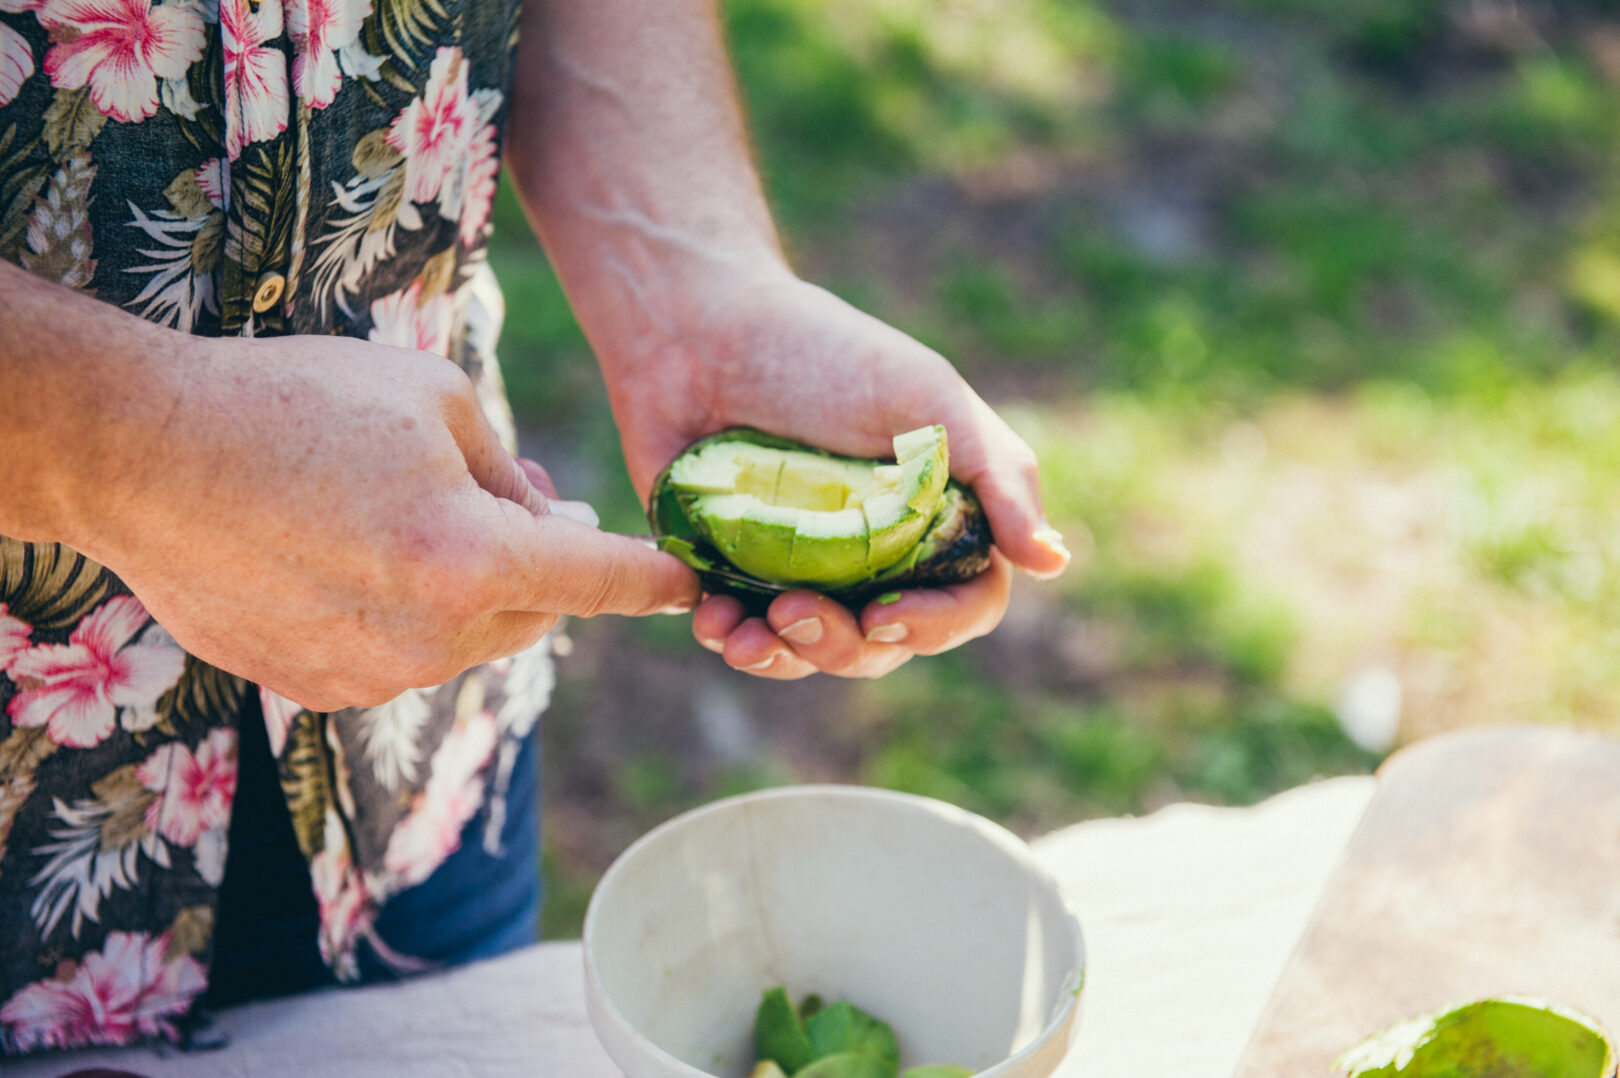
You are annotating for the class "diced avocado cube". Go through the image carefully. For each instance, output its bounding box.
[862,490,928,573]
[891,424,946,464]
[666,443,743,494]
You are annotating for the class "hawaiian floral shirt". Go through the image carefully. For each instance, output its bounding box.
[0,0,551,1054]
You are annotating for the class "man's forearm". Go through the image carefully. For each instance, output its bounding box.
[503,0,788,374]
[0,260,194,547]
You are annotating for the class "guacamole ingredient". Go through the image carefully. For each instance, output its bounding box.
[1336,997,1617,1078]
[752,987,974,1078]
[756,986,817,1074]
[650,427,992,609]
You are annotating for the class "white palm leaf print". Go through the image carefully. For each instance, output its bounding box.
[308,166,414,320]
[123,201,220,331]
[356,688,429,792]
[29,795,169,942]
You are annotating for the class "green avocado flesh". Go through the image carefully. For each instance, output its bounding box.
[656,426,976,597]
[1337,998,1616,1078]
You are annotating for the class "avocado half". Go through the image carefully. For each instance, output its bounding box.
[1336,997,1617,1078]
[649,426,993,609]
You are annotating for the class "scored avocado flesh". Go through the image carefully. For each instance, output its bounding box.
[665,427,950,589]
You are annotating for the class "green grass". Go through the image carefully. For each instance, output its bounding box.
[489,0,1620,937]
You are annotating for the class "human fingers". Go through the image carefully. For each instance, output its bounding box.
[436,365,551,516]
[513,457,600,525]
[693,593,748,652]
[441,381,598,525]
[762,590,914,678]
[946,395,1070,581]
[719,614,820,679]
[517,457,559,499]
[499,510,701,618]
[857,550,1012,655]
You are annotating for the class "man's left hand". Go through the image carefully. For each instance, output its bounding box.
[606,267,1071,679]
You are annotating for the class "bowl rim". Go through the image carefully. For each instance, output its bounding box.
[581,782,1086,1078]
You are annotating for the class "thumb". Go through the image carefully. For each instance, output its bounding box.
[951,397,1071,580]
[442,386,695,615]
[510,515,702,618]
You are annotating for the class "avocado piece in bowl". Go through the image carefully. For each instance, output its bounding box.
[649,426,992,609]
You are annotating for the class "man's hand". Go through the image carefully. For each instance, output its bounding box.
[504,0,1067,680]
[77,335,699,711]
[0,261,699,711]
[610,267,1069,680]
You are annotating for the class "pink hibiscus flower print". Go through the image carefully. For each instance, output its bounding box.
[0,7,34,108]
[382,710,497,888]
[0,602,31,670]
[7,595,186,750]
[0,930,206,1051]
[194,156,226,209]
[458,120,498,248]
[387,46,478,207]
[37,0,204,124]
[221,0,288,160]
[368,278,453,357]
[286,0,367,109]
[137,727,237,847]
[310,811,370,975]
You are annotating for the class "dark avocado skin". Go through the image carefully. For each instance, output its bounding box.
[648,428,994,614]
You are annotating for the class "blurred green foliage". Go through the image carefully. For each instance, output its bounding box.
[491,0,1620,936]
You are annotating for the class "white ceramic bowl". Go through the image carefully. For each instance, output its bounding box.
[583,785,1085,1078]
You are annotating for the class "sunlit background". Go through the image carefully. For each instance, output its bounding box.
[488,0,1620,936]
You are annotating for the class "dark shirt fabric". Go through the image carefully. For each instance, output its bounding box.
[207,689,541,1009]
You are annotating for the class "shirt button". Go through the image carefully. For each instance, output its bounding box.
[252,272,286,313]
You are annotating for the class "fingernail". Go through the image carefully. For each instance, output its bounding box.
[551,499,600,528]
[659,600,695,615]
[866,623,908,644]
[698,635,726,653]
[1033,524,1070,560]
[778,617,823,645]
[741,654,778,671]
[1031,523,1071,578]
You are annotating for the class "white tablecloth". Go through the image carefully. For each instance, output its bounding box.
[1035,776,1374,1077]
[6,776,1376,1078]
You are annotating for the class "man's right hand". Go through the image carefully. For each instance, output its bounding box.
[0,260,697,712]
[82,333,699,712]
